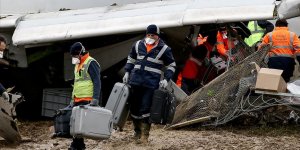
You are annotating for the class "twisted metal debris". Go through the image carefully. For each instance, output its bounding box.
[170,44,271,128]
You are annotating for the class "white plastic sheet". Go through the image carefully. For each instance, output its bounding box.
[287,80,300,95]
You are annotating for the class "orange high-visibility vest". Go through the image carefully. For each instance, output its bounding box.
[216,31,235,57]
[262,27,300,58]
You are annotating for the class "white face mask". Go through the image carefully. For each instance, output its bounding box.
[234,40,239,45]
[222,31,227,39]
[0,51,3,59]
[145,37,156,45]
[72,57,80,64]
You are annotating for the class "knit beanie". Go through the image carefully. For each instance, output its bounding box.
[146,24,160,35]
[70,42,86,55]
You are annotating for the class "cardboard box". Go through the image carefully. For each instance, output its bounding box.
[255,68,287,92]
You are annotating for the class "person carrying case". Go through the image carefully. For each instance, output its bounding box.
[149,88,176,125]
[53,105,72,138]
[70,105,113,140]
[105,82,130,130]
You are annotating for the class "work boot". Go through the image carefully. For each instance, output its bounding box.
[69,138,86,150]
[132,119,141,141]
[137,123,151,144]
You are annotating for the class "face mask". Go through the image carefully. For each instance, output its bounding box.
[0,51,3,59]
[72,57,80,64]
[145,37,156,45]
[222,31,227,39]
[234,40,239,45]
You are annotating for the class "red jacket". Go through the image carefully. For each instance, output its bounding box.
[181,56,207,79]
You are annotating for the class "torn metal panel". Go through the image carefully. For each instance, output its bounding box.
[278,0,300,19]
[171,44,270,128]
[166,80,187,102]
[0,93,24,143]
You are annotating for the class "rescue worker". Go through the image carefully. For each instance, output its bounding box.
[0,36,9,101]
[180,45,208,95]
[215,26,237,59]
[69,42,101,150]
[198,24,218,53]
[244,20,274,47]
[260,19,300,82]
[176,31,218,92]
[176,24,222,90]
[123,24,176,144]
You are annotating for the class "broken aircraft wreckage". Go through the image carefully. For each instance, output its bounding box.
[0,0,300,143]
[0,92,24,143]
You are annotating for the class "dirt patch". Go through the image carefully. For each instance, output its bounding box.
[0,120,300,150]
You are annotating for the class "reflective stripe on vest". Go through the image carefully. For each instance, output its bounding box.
[166,62,176,73]
[131,113,150,119]
[268,32,295,58]
[269,32,294,49]
[244,21,265,46]
[126,56,136,64]
[73,57,99,99]
[251,21,265,34]
[133,43,169,75]
[135,40,141,57]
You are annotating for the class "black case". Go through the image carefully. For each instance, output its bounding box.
[53,105,72,138]
[150,89,176,125]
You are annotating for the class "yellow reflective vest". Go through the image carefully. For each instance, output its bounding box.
[72,56,98,101]
[244,21,265,47]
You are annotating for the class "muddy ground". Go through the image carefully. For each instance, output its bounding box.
[0,67,299,150]
[0,120,300,150]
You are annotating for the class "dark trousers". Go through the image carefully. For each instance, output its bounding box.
[268,57,295,82]
[181,78,200,95]
[70,101,90,150]
[130,85,155,122]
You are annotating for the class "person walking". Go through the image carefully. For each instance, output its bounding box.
[260,19,300,82]
[68,42,101,150]
[123,24,176,144]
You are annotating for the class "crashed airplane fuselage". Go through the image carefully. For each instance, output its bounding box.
[0,0,299,143]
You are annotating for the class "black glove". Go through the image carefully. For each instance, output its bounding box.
[90,99,99,106]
